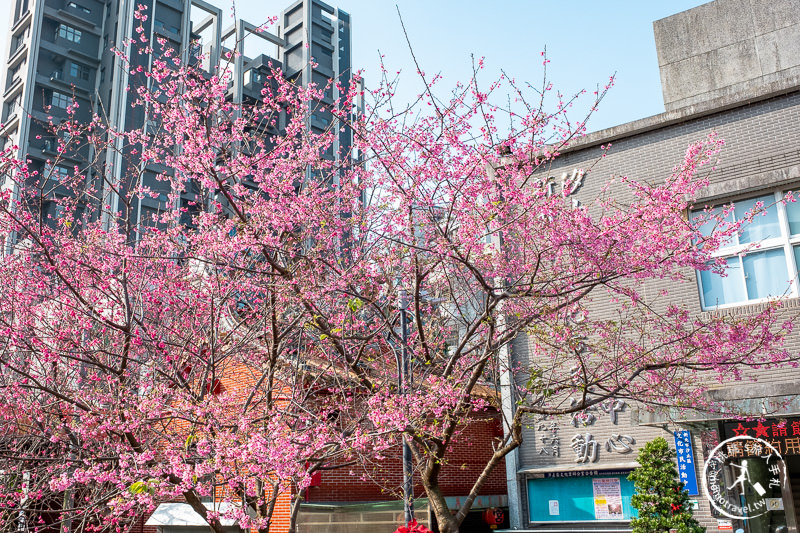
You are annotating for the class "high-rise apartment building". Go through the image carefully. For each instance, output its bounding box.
[0,0,355,229]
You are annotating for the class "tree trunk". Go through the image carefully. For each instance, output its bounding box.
[287,490,305,533]
[422,417,523,533]
[424,481,461,533]
[182,490,227,533]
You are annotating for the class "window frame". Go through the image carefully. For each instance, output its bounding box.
[11,27,29,55]
[57,24,82,44]
[694,189,800,310]
[66,2,91,14]
[5,93,22,118]
[44,164,70,182]
[49,90,73,109]
[69,61,90,81]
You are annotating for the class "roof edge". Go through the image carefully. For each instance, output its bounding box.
[558,74,800,154]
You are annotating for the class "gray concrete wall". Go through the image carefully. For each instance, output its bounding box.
[512,88,800,530]
[654,0,800,111]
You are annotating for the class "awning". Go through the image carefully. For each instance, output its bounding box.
[519,462,639,475]
[637,382,800,427]
[443,494,507,510]
[300,494,507,512]
[145,502,239,527]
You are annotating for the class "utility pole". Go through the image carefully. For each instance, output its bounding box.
[398,288,414,524]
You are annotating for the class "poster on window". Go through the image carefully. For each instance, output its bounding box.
[592,477,623,520]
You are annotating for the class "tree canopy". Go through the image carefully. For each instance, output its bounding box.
[0,25,795,533]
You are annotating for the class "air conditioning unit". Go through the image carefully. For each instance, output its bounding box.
[50,70,63,81]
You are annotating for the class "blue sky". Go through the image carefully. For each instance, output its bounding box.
[225,0,710,131]
[2,1,710,132]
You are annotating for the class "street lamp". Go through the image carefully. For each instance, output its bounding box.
[397,288,414,525]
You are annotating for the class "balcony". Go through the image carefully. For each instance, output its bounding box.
[37,40,100,70]
[43,5,101,35]
[35,73,92,98]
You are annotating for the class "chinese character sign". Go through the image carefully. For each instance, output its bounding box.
[572,433,599,463]
[723,418,800,455]
[674,430,699,495]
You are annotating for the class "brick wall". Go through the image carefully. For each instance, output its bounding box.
[306,410,507,503]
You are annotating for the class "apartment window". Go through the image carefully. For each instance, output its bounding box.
[49,91,73,109]
[693,191,800,309]
[153,19,180,35]
[7,93,22,115]
[312,113,330,127]
[45,164,69,181]
[66,2,91,14]
[13,0,30,22]
[9,60,25,80]
[4,94,21,124]
[11,27,29,55]
[69,62,90,81]
[57,24,82,44]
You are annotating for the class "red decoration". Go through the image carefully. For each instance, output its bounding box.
[753,421,770,438]
[731,423,750,436]
[483,507,505,526]
[393,519,433,533]
[206,378,222,395]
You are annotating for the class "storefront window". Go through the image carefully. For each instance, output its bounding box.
[527,471,637,523]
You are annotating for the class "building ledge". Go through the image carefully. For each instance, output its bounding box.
[0,114,21,137]
[6,43,28,69]
[557,74,800,155]
[303,494,506,511]
[519,463,638,475]
[636,390,800,427]
[42,6,101,35]
[495,520,633,533]
[3,76,23,99]
[10,11,32,36]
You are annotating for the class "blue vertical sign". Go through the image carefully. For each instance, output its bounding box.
[674,430,699,495]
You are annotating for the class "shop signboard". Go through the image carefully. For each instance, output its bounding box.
[674,430,699,495]
[722,418,800,456]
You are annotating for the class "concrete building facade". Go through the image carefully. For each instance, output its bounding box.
[0,0,355,231]
[503,1,800,532]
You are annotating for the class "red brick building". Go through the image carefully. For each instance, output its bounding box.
[144,409,508,533]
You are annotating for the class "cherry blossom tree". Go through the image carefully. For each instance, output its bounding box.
[0,28,796,533]
[346,58,796,532]
[0,34,382,533]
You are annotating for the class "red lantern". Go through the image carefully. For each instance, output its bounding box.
[483,508,505,529]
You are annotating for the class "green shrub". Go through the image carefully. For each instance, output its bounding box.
[628,437,704,533]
